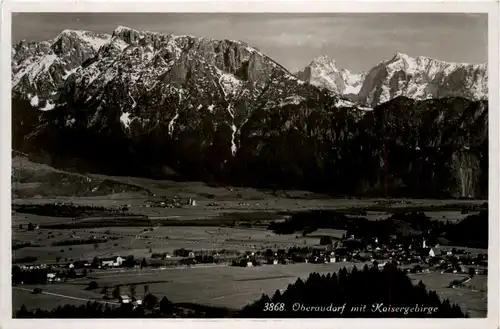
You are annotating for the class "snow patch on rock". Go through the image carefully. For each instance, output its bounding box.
[30,95,39,107]
[120,112,131,129]
[39,100,56,111]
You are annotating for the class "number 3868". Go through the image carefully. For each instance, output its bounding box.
[263,303,286,312]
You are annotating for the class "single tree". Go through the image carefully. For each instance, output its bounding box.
[92,256,100,268]
[143,293,158,310]
[140,258,147,269]
[124,255,135,268]
[129,284,136,298]
[265,249,274,258]
[112,286,121,299]
[68,268,76,278]
[159,296,173,314]
[86,281,99,290]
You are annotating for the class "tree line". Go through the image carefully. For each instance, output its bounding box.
[238,263,467,318]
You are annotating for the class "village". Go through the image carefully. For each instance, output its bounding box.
[13,229,488,293]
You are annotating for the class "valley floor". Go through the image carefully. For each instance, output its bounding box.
[10,156,488,318]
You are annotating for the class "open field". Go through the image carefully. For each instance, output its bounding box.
[13,222,331,264]
[408,272,487,317]
[12,196,486,218]
[13,262,487,317]
[13,262,371,311]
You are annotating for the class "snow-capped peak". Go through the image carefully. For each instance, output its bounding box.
[60,29,91,36]
[309,55,336,67]
[114,25,134,33]
[296,55,365,95]
[391,52,413,61]
[52,29,111,53]
[358,53,488,107]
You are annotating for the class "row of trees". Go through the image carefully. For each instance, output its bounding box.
[13,203,115,218]
[97,283,152,300]
[52,238,108,247]
[268,209,488,249]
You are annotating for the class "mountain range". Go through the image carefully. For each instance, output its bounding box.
[296,53,487,107]
[11,26,489,198]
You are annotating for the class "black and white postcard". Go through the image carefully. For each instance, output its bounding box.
[1,1,498,329]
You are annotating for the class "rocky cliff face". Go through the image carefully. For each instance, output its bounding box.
[11,27,488,198]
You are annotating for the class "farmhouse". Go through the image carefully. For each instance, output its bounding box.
[119,295,131,304]
[102,256,125,267]
[429,248,436,257]
[46,273,58,282]
[267,258,278,265]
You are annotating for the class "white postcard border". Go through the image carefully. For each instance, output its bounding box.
[1,1,498,329]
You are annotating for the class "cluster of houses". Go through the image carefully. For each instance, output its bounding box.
[17,264,48,271]
[227,233,489,277]
[143,197,197,209]
[119,295,143,309]
[65,256,126,269]
[15,227,488,288]
[46,272,62,283]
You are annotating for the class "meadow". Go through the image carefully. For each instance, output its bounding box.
[13,262,370,311]
[408,272,487,317]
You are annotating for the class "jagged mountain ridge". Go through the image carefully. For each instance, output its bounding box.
[12,30,111,110]
[297,52,487,106]
[12,26,343,112]
[13,26,363,156]
[11,27,488,198]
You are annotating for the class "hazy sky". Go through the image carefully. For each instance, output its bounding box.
[12,13,488,73]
